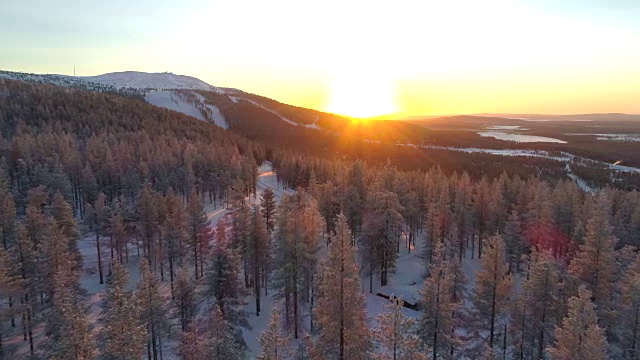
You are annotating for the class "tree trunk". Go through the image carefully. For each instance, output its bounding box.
[169,255,174,299]
[96,230,104,284]
[255,249,260,316]
[193,233,199,280]
[293,269,298,339]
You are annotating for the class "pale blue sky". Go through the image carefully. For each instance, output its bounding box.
[2,0,639,115]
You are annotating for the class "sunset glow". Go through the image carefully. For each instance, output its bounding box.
[327,74,397,118]
[2,0,639,116]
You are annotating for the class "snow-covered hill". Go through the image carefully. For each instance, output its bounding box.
[83,71,221,92]
[1,69,318,130]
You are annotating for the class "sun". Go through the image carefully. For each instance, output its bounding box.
[326,74,397,118]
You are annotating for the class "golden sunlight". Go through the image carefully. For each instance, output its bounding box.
[326,74,397,118]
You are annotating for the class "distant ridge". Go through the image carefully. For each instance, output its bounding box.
[406,113,640,122]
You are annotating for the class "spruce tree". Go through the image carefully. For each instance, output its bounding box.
[314,214,370,360]
[374,297,428,360]
[137,261,168,360]
[86,193,110,284]
[208,306,245,360]
[510,250,561,360]
[417,240,464,359]
[177,318,210,360]
[173,267,197,331]
[360,190,404,291]
[619,252,640,359]
[547,286,607,360]
[206,220,248,351]
[100,262,146,360]
[48,259,94,360]
[261,187,277,234]
[272,192,322,339]
[50,191,81,270]
[162,189,188,294]
[258,308,290,360]
[249,208,269,316]
[0,188,16,250]
[569,197,616,327]
[187,190,211,279]
[0,245,21,358]
[472,234,513,352]
[503,209,523,273]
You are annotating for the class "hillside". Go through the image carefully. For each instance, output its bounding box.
[1,78,639,359]
[3,70,639,190]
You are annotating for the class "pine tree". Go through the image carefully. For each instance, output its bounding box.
[547,286,607,360]
[417,240,464,359]
[39,219,71,290]
[110,213,127,265]
[14,224,38,357]
[137,183,159,269]
[260,187,277,234]
[0,187,16,250]
[173,267,197,331]
[137,260,168,360]
[86,193,110,284]
[48,259,94,360]
[569,196,616,327]
[360,190,404,291]
[208,306,245,360]
[187,190,211,279]
[619,252,640,359]
[231,203,251,288]
[100,262,146,360]
[342,185,364,240]
[272,192,322,339]
[177,318,211,360]
[314,214,370,360]
[503,209,523,273]
[162,189,188,294]
[206,220,248,350]
[50,191,81,271]
[319,181,339,236]
[249,208,269,316]
[258,308,290,360]
[0,245,21,358]
[510,250,561,360]
[374,297,428,360]
[472,234,513,352]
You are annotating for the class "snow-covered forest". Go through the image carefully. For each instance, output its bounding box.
[1,79,640,360]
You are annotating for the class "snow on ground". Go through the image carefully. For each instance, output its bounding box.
[304,116,321,129]
[193,93,228,129]
[2,161,489,359]
[244,99,301,126]
[6,162,288,359]
[145,91,208,121]
[144,90,229,129]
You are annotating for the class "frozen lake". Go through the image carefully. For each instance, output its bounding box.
[478,131,567,143]
[566,133,640,142]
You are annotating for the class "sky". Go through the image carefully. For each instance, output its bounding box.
[2,0,640,117]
